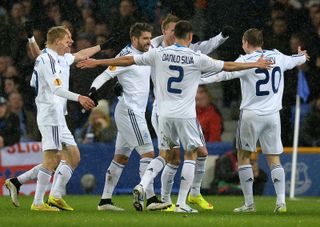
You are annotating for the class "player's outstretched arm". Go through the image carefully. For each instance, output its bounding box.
[73,37,118,62]
[77,56,135,69]
[223,55,273,71]
[25,21,41,59]
[190,26,233,55]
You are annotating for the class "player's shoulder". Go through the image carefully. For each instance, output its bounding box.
[118,44,134,57]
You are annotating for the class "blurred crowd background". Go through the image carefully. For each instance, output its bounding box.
[0,0,320,149]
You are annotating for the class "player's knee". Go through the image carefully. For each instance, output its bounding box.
[114,154,129,165]
[237,150,251,165]
[196,146,208,156]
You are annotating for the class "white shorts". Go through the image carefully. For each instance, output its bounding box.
[236,110,283,154]
[114,103,153,157]
[158,117,205,152]
[39,125,76,151]
[151,107,159,137]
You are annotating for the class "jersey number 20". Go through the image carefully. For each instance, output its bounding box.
[167,65,183,94]
[255,66,281,96]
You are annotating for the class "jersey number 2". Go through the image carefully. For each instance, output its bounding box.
[255,66,281,96]
[167,65,184,94]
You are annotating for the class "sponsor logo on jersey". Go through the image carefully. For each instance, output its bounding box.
[108,66,117,71]
[54,78,62,86]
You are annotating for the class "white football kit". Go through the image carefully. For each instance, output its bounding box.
[134,44,224,151]
[149,34,228,139]
[201,49,306,154]
[31,48,77,151]
[90,45,153,156]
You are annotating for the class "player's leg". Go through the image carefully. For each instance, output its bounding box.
[5,164,42,207]
[188,146,213,210]
[31,125,61,211]
[151,108,179,208]
[175,118,204,213]
[187,121,213,210]
[261,112,286,213]
[31,150,60,211]
[98,133,131,211]
[48,125,80,211]
[266,154,286,213]
[233,110,257,213]
[160,148,179,209]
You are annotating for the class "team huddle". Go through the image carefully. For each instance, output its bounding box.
[5,13,308,213]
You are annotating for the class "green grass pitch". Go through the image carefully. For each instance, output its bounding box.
[1,195,320,226]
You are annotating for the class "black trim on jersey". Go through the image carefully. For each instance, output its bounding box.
[47,54,56,74]
[128,109,144,146]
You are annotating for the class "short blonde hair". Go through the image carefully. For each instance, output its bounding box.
[46,26,68,45]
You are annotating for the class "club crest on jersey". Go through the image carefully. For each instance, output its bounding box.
[54,78,62,86]
[108,66,117,71]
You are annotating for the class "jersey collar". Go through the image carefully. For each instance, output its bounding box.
[174,43,187,48]
[45,48,59,60]
[130,45,144,54]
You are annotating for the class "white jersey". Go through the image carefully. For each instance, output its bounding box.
[134,44,224,118]
[97,45,151,112]
[31,48,67,126]
[149,34,227,112]
[201,49,306,115]
[30,49,75,116]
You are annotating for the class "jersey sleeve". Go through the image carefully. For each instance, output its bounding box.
[199,56,246,84]
[199,54,224,73]
[279,50,306,71]
[91,66,126,90]
[151,35,163,48]
[64,53,75,66]
[189,33,228,55]
[133,48,156,66]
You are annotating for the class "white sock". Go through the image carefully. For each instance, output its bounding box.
[176,160,195,207]
[139,157,155,199]
[33,167,52,205]
[50,161,64,196]
[190,156,207,197]
[238,165,254,206]
[101,160,125,199]
[140,156,166,194]
[50,162,73,199]
[17,164,42,184]
[161,163,178,204]
[271,165,286,205]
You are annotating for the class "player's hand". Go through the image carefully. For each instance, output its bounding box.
[221,25,234,38]
[256,55,273,69]
[24,20,34,38]
[87,87,98,106]
[79,95,96,110]
[77,58,98,69]
[298,46,310,61]
[113,82,123,96]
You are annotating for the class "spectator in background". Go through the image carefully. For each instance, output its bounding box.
[264,17,291,54]
[211,144,267,195]
[0,96,20,148]
[109,0,148,47]
[3,77,20,98]
[8,91,40,142]
[77,100,116,143]
[300,97,320,146]
[196,85,223,142]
